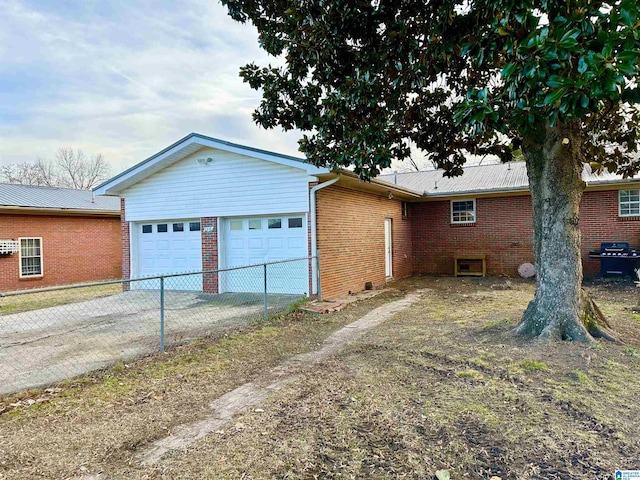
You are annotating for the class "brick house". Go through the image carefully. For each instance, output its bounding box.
[94,133,640,300]
[0,184,122,291]
[381,163,640,279]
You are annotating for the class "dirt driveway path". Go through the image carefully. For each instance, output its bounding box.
[0,290,296,394]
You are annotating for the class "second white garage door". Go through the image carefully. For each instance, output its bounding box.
[222,215,308,294]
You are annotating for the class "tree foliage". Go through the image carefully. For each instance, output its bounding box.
[223,0,639,178]
[225,0,640,342]
[1,148,111,190]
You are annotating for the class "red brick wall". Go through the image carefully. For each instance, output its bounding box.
[201,217,218,293]
[316,185,412,299]
[0,213,122,291]
[121,198,130,286]
[412,190,640,276]
[580,190,640,274]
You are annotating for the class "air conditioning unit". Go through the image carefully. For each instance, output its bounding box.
[0,240,20,255]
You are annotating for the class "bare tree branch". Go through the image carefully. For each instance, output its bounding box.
[0,163,39,185]
[34,158,58,187]
[0,149,111,189]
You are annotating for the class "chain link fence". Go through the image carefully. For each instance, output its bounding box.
[0,257,317,396]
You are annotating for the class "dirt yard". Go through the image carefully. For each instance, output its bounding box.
[1,277,639,479]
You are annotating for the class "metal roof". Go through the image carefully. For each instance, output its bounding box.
[0,183,120,213]
[378,162,640,197]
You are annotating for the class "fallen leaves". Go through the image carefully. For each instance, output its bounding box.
[0,387,63,416]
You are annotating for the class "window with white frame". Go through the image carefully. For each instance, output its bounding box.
[19,237,43,277]
[619,190,640,217]
[451,199,476,224]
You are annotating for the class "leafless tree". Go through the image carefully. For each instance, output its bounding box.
[33,158,58,186]
[0,162,43,185]
[0,148,111,189]
[55,148,111,189]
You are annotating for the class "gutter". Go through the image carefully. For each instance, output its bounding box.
[310,175,340,299]
[423,186,531,199]
[585,179,640,187]
[0,205,120,217]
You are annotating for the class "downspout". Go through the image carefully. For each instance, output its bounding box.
[310,175,340,298]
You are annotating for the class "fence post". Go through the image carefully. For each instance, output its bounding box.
[160,276,165,353]
[263,263,268,321]
[316,252,322,302]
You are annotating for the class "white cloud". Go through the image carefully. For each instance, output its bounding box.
[0,0,302,172]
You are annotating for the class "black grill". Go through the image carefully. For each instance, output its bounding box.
[599,242,637,276]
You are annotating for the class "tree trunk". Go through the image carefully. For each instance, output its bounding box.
[514,124,617,342]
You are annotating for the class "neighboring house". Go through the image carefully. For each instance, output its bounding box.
[0,184,122,291]
[94,133,640,300]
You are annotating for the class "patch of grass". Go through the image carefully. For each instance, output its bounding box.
[286,296,309,314]
[514,359,549,372]
[625,346,639,357]
[457,369,484,380]
[0,283,120,315]
[472,350,497,366]
[590,340,604,350]
[483,317,515,330]
[604,359,623,370]
[469,357,489,368]
[569,370,590,384]
[112,361,127,374]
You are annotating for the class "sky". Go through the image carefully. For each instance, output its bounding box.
[0,0,305,174]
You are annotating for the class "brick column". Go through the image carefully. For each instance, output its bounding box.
[120,198,131,291]
[201,217,218,294]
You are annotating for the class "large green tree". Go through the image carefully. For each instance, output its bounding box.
[224,0,640,341]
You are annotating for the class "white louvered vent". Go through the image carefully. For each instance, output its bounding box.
[0,240,20,255]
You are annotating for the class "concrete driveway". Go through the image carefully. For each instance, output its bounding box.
[0,290,298,395]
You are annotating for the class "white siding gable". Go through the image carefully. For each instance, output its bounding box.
[122,148,313,222]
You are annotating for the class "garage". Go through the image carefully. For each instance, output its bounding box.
[95,134,326,297]
[221,214,308,294]
[136,220,203,290]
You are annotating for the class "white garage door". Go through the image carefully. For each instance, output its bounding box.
[136,220,202,290]
[222,215,308,294]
